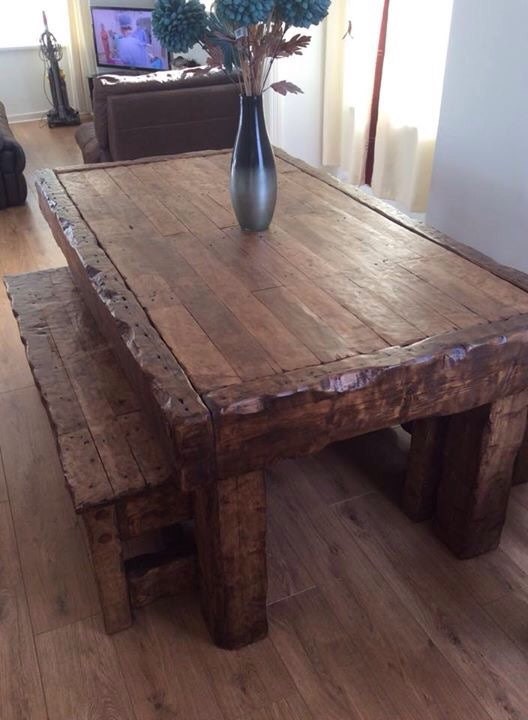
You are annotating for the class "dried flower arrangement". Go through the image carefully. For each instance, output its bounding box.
[152,0,332,97]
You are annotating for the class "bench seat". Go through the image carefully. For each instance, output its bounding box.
[5,266,197,632]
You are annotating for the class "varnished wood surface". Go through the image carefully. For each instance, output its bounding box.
[3,122,528,718]
[5,266,174,510]
[37,148,528,477]
[52,150,528,393]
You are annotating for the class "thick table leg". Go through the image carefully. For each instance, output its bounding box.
[83,506,132,634]
[403,416,449,521]
[193,471,268,649]
[434,393,528,558]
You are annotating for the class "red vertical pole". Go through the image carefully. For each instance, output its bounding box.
[365,0,391,186]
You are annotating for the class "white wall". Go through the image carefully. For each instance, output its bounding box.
[0,46,73,122]
[267,25,325,167]
[427,0,528,272]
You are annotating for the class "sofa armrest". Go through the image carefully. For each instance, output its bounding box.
[0,134,27,209]
[75,122,109,164]
[0,135,26,174]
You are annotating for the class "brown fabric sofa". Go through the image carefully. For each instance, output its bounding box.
[0,101,27,209]
[75,68,239,163]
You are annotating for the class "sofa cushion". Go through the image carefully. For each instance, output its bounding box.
[93,67,234,154]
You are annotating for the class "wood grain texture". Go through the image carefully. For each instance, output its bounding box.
[36,614,136,719]
[5,267,176,511]
[403,416,449,522]
[127,553,197,608]
[0,503,48,720]
[194,471,268,649]
[83,506,132,634]
[0,387,100,634]
[435,392,528,558]
[206,315,528,476]
[268,463,496,720]
[35,170,213,491]
[0,448,7,503]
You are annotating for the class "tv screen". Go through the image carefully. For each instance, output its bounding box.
[90,6,169,71]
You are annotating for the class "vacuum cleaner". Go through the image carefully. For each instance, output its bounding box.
[39,11,80,128]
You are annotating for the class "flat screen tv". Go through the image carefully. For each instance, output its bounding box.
[90,6,170,71]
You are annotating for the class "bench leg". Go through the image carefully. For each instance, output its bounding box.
[83,506,132,634]
[434,392,528,558]
[193,470,268,649]
[403,416,449,522]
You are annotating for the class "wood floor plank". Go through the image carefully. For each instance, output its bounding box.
[0,292,34,393]
[0,447,7,503]
[112,598,225,720]
[36,614,136,720]
[267,511,316,606]
[268,463,493,720]
[500,495,528,577]
[0,502,48,720]
[0,387,100,634]
[245,694,315,720]
[177,595,298,719]
[333,490,528,720]
[269,588,405,720]
[483,589,528,658]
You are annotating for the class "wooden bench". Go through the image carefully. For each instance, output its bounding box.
[6,267,197,633]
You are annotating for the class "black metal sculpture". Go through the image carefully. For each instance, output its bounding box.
[39,12,80,128]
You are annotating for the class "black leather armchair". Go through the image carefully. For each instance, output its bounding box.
[0,102,27,209]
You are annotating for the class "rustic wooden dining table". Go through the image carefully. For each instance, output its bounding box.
[36,148,528,649]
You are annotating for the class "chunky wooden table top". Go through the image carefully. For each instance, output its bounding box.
[37,149,528,485]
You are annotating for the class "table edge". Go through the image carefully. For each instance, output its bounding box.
[204,313,528,474]
[35,167,215,490]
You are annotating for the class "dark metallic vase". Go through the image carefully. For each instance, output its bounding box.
[230,95,277,232]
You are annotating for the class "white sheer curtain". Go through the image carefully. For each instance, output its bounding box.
[65,0,96,113]
[322,0,384,184]
[322,0,453,212]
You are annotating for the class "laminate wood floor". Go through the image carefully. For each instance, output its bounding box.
[2,121,528,720]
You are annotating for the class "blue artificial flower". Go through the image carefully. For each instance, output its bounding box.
[214,0,274,27]
[152,0,208,53]
[276,0,331,28]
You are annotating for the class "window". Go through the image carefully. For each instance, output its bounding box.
[1,2,70,49]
